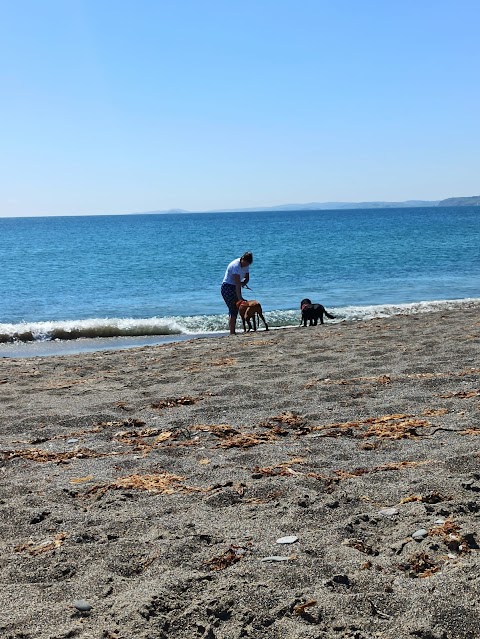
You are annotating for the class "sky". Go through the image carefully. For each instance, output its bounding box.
[1,0,479,217]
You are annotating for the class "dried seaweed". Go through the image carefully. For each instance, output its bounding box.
[459,427,480,436]
[151,396,200,409]
[312,413,431,440]
[252,458,306,477]
[439,389,480,399]
[1,447,123,463]
[361,418,430,439]
[15,532,67,556]
[293,600,318,621]
[400,551,439,578]
[342,538,376,555]
[259,411,307,430]
[429,520,471,553]
[87,472,206,497]
[401,492,451,504]
[217,431,278,449]
[205,544,249,571]
[194,424,240,438]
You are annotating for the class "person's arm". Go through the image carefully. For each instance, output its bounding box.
[232,273,243,301]
[241,272,250,288]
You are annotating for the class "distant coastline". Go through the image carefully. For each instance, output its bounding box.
[140,195,480,216]
[2,196,480,219]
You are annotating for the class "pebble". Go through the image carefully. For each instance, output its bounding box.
[412,529,428,541]
[379,507,399,517]
[74,599,93,612]
[276,535,298,544]
[67,438,79,444]
[260,556,291,562]
[435,518,446,524]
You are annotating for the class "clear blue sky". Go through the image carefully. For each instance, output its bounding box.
[1,0,479,217]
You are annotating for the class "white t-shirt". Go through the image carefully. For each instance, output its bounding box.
[222,258,249,285]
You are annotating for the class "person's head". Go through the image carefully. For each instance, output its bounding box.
[240,251,253,266]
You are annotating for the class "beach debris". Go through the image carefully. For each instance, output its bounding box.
[412,529,428,541]
[74,599,93,613]
[244,490,284,505]
[259,411,309,434]
[195,424,240,438]
[428,519,473,553]
[195,423,278,448]
[439,389,480,399]
[151,395,200,410]
[260,556,293,562]
[400,551,438,578]
[379,507,399,517]
[87,472,206,497]
[70,475,94,484]
[276,535,298,544]
[293,600,318,622]
[401,491,451,504]
[422,408,449,416]
[205,544,249,570]
[311,413,430,439]
[252,458,306,477]
[113,427,174,454]
[15,532,67,556]
[460,427,480,436]
[367,598,392,619]
[342,538,377,555]
[1,447,123,464]
[216,431,278,449]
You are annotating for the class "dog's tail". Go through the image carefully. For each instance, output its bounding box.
[325,310,335,320]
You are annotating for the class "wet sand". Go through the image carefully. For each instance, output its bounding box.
[1,307,479,639]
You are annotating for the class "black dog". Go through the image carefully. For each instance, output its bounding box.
[300,298,335,326]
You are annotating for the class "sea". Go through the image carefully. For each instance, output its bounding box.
[1,207,479,357]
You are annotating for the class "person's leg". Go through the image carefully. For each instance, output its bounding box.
[221,283,239,334]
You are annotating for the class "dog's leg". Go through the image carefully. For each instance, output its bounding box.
[258,312,268,330]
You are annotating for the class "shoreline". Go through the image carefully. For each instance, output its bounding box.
[1,297,479,358]
[1,307,480,638]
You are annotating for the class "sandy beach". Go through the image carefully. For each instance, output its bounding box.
[1,307,479,639]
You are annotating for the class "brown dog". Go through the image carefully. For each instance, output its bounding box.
[236,300,268,332]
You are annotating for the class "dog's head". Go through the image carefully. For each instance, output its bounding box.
[300,298,312,309]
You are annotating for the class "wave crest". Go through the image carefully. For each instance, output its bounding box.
[1,298,479,343]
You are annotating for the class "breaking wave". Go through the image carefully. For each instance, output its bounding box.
[1,298,479,344]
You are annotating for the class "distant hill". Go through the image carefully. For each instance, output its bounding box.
[137,197,480,215]
[437,196,480,207]
[222,200,439,212]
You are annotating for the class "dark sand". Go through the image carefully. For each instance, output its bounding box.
[1,307,479,639]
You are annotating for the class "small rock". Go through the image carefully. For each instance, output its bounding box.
[74,599,93,613]
[379,507,399,517]
[435,518,445,524]
[276,535,298,544]
[412,529,428,541]
[67,438,79,444]
[260,556,291,562]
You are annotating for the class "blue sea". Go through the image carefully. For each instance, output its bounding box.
[1,207,479,357]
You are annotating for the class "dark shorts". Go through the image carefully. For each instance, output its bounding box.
[221,282,239,317]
